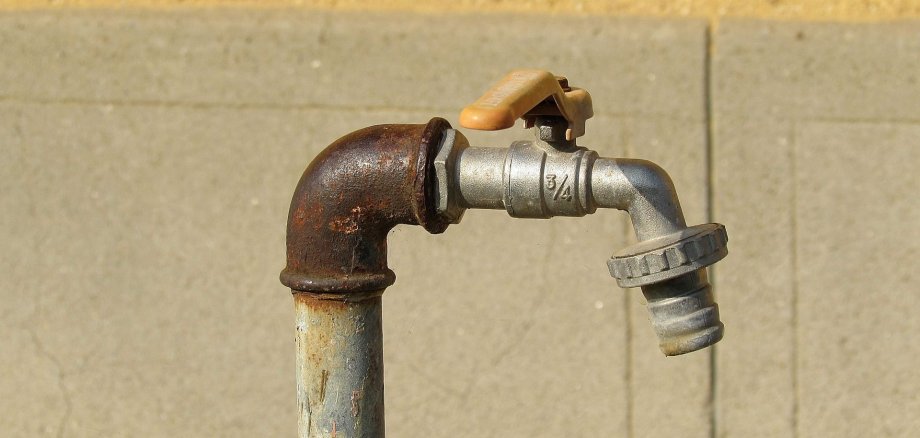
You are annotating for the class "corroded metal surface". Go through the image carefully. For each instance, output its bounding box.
[282,118,454,437]
[280,118,451,294]
[294,292,384,438]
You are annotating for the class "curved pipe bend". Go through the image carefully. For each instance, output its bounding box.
[279,120,459,438]
[589,157,687,242]
[281,118,452,294]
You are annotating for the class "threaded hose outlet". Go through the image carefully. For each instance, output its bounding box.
[643,273,723,355]
[608,223,728,355]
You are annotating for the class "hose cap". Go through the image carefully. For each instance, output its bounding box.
[608,223,728,288]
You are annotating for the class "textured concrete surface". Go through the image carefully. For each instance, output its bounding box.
[795,122,920,437]
[713,20,920,438]
[711,116,797,438]
[2,9,919,438]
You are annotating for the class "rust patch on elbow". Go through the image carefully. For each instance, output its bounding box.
[328,206,364,234]
[281,118,452,294]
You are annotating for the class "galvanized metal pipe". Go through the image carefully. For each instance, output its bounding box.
[294,292,385,438]
[454,146,507,210]
[589,158,686,241]
[450,146,686,239]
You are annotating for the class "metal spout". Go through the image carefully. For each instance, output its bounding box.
[593,159,728,356]
[438,130,729,356]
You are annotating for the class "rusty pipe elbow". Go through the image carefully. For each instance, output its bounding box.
[280,118,452,294]
[280,120,456,438]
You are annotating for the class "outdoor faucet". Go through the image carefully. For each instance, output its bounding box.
[281,69,729,438]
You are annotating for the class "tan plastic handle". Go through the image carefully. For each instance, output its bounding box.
[460,69,593,140]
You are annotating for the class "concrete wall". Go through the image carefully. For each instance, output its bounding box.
[1,7,918,437]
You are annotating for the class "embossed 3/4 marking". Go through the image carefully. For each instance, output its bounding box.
[545,173,572,201]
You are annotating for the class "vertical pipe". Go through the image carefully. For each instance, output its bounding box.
[294,292,385,438]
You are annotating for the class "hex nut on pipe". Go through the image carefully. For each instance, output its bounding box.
[433,129,469,224]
